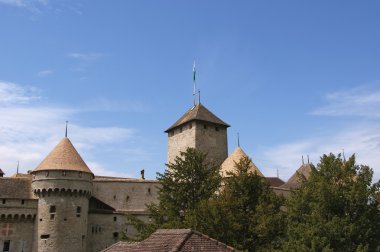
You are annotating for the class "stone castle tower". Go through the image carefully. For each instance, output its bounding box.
[31,137,93,252]
[165,103,230,166]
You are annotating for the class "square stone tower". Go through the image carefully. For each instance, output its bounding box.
[165,103,230,166]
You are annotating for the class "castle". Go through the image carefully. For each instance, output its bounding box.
[0,102,308,252]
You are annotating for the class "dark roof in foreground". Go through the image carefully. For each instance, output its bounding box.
[102,229,240,252]
[0,177,36,199]
[165,103,230,132]
[0,168,4,175]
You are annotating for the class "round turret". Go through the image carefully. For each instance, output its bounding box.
[32,137,93,252]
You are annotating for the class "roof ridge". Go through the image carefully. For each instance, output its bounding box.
[169,230,193,252]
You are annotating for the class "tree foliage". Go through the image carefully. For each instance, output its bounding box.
[283,153,380,252]
[194,156,285,252]
[129,147,221,239]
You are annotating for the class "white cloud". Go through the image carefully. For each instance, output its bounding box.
[86,161,133,178]
[257,123,380,182]
[0,81,40,105]
[0,0,27,7]
[67,53,108,61]
[0,81,136,177]
[0,0,48,13]
[312,82,380,118]
[258,83,380,183]
[37,69,53,77]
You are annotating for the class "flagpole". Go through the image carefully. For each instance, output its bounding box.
[193,61,196,106]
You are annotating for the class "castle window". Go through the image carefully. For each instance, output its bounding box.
[126,195,130,201]
[79,172,82,178]
[45,171,49,177]
[3,240,10,252]
[113,232,119,238]
[203,124,207,129]
[189,123,192,129]
[21,200,25,205]
[62,171,66,176]
[113,216,117,222]
[148,188,151,194]
[76,206,81,217]
[2,199,6,204]
[179,127,183,133]
[215,126,219,131]
[49,205,56,220]
[40,234,49,240]
[113,195,116,200]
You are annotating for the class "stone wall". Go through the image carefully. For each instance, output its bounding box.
[92,179,159,212]
[87,212,150,252]
[167,122,196,165]
[0,199,37,252]
[167,121,228,166]
[194,121,228,166]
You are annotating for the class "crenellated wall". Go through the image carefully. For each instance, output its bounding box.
[0,199,37,252]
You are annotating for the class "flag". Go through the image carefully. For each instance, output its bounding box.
[193,61,196,82]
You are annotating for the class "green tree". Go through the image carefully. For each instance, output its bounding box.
[129,147,221,239]
[283,153,380,252]
[194,157,285,252]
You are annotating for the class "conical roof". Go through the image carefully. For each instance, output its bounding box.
[280,163,311,189]
[220,147,264,177]
[33,137,93,174]
[165,103,230,132]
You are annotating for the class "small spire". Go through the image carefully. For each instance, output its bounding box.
[307,155,310,164]
[198,89,201,104]
[277,168,279,178]
[17,160,19,174]
[237,132,240,147]
[302,155,304,165]
[342,148,346,162]
[65,121,68,138]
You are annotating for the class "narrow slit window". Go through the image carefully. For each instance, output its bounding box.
[76,206,81,217]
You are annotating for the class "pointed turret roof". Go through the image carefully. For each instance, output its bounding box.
[165,103,230,132]
[33,137,93,174]
[280,163,312,189]
[220,147,264,177]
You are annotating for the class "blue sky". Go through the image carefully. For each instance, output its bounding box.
[0,0,379,181]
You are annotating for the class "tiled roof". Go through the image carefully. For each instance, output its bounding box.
[0,177,36,199]
[220,147,264,177]
[265,177,285,187]
[102,229,240,252]
[165,103,230,132]
[280,164,312,189]
[33,137,93,174]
